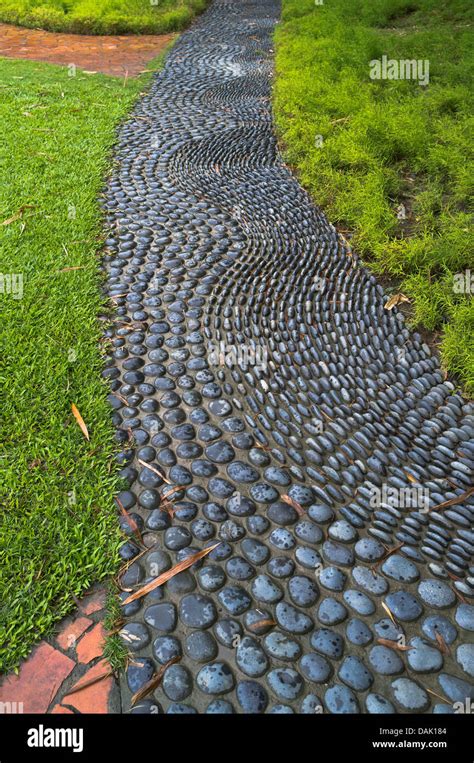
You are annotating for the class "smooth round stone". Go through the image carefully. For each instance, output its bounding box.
[366,693,396,714]
[236,680,269,713]
[218,585,252,615]
[153,636,182,665]
[338,656,373,691]
[205,441,235,463]
[219,520,245,542]
[226,556,254,581]
[287,484,314,506]
[166,704,198,715]
[185,631,218,663]
[191,518,215,541]
[227,494,256,517]
[206,700,234,714]
[143,603,176,633]
[346,618,373,646]
[295,519,323,545]
[268,557,295,578]
[311,628,344,659]
[162,664,192,702]
[267,501,298,525]
[269,528,295,550]
[288,575,319,607]
[329,520,357,544]
[164,526,192,551]
[244,608,275,635]
[317,597,348,626]
[264,467,291,486]
[368,645,404,675]
[130,699,162,714]
[241,538,270,565]
[407,637,444,673]
[198,565,226,592]
[179,594,217,628]
[126,657,155,693]
[354,537,385,562]
[247,515,269,534]
[324,684,359,714]
[268,704,295,714]
[308,504,334,523]
[226,461,259,482]
[343,589,375,616]
[263,631,302,662]
[301,694,324,714]
[352,566,388,595]
[456,643,474,677]
[267,668,303,701]
[299,653,332,683]
[384,591,423,621]
[236,636,269,678]
[214,618,242,648]
[275,602,313,634]
[418,579,456,609]
[391,678,429,711]
[432,704,455,714]
[319,566,346,592]
[322,540,354,567]
[455,603,474,631]
[422,614,457,644]
[438,673,474,702]
[250,482,279,503]
[295,545,322,569]
[203,502,227,523]
[382,554,419,583]
[252,574,283,604]
[196,663,235,695]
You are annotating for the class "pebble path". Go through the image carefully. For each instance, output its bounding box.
[101,0,474,714]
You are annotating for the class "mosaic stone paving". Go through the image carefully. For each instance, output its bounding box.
[101,0,474,714]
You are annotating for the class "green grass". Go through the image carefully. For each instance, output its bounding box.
[275,0,474,394]
[0,53,168,674]
[0,0,208,34]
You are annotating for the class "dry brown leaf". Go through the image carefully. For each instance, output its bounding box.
[434,631,450,656]
[115,497,142,544]
[385,293,410,310]
[404,471,418,484]
[381,601,398,628]
[376,638,411,652]
[281,494,305,516]
[425,686,450,704]
[71,403,89,441]
[137,459,167,481]
[131,656,181,705]
[247,618,276,632]
[66,661,113,695]
[56,266,86,273]
[161,485,185,501]
[123,543,220,605]
[1,204,35,226]
[428,487,474,513]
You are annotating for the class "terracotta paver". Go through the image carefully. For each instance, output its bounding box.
[62,659,114,714]
[0,642,75,713]
[76,622,106,664]
[0,23,175,77]
[56,615,93,651]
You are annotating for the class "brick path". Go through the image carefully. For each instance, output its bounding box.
[0,23,175,76]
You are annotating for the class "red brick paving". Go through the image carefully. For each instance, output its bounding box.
[0,642,75,713]
[61,659,114,714]
[0,584,118,713]
[0,22,175,77]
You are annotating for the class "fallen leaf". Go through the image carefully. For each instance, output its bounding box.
[247,618,276,632]
[115,497,142,544]
[376,638,411,652]
[434,631,450,656]
[137,459,167,482]
[56,266,86,273]
[123,544,220,605]
[281,494,305,516]
[66,661,113,695]
[1,204,35,226]
[385,293,410,310]
[381,601,398,628]
[428,487,474,513]
[71,403,89,441]
[131,656,181,705]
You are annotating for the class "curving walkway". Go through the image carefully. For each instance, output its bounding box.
[101,0,474,714]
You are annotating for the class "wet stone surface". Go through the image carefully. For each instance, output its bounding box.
[100,0,474,713]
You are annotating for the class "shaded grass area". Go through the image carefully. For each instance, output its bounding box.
[0,54,166,673]
[275,0,473,394]
[0,0,208,35]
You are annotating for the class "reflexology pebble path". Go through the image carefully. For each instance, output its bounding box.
[101,0,474,714]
